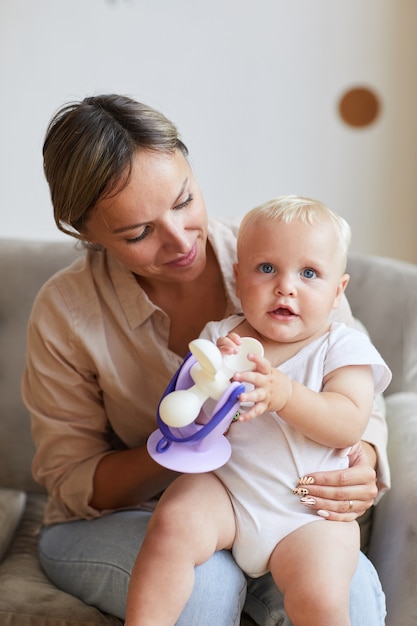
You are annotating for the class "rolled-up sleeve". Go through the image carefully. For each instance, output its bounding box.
[22,277,112,523]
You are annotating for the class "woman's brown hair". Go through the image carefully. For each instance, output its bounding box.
[43,94,188,239]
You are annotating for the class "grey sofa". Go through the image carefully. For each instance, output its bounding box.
[1,238,417,626]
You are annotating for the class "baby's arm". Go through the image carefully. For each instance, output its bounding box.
[234,352,374,449]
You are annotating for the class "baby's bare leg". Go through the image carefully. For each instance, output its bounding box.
[268,520,360,626]
[125,473,236,626]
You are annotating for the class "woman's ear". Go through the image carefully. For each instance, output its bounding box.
[233,263,240,298]
[332,273,350,309]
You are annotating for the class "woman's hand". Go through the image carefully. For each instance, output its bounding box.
[293,441,378,521]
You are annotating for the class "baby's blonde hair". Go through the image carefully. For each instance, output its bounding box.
[238,195,351,267]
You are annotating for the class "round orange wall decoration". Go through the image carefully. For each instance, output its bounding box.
[338,86,380,128]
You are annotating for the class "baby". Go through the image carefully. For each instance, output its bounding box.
[126,195,391,626]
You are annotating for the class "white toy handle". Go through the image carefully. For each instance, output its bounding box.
[159,337,263,427]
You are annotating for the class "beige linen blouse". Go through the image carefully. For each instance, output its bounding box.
[21,219,389,525]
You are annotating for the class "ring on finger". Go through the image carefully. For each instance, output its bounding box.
[348,499,353,511]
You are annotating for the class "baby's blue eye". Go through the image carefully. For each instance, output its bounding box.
[302,268,316,279]
[259,263,274,274]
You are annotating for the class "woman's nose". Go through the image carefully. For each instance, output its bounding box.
[161,221,189,250]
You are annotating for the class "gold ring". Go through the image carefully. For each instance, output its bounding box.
[348,500,353,511]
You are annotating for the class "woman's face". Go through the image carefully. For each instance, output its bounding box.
[84,149,208,285]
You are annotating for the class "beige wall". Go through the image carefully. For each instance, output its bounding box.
[1,0,416,262]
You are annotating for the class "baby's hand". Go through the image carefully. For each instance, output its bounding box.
[217,332,242,355]
[233,353,292,421]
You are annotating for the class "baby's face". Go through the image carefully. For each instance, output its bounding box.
[234,217,349,345]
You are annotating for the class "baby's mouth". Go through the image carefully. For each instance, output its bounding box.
[270,305,297,318]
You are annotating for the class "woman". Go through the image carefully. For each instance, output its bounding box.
[22,94,389,625]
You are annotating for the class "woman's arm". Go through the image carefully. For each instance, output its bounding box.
[90,447,177,510]
[22,278,177,520]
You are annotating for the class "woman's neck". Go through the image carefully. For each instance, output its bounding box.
[136,244,228,357]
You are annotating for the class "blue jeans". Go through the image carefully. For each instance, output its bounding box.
[39,510,386,626]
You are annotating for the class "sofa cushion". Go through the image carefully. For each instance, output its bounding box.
[0,489,26,562]
[0,493,122,626]
[0,239,82,494]
[368,392,417,626]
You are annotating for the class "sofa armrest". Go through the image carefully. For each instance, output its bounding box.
[368,392,417,626]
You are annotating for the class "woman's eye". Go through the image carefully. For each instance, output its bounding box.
[175,193,193,210]
[259,263,275,274]
[302,268,317,279]
[126,225,152,244]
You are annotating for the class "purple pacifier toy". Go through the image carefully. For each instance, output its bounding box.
[147,337,263,472]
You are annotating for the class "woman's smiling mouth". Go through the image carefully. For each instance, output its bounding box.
[166,242,198,268]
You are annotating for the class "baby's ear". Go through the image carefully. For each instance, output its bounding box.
[333,273,350,309]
